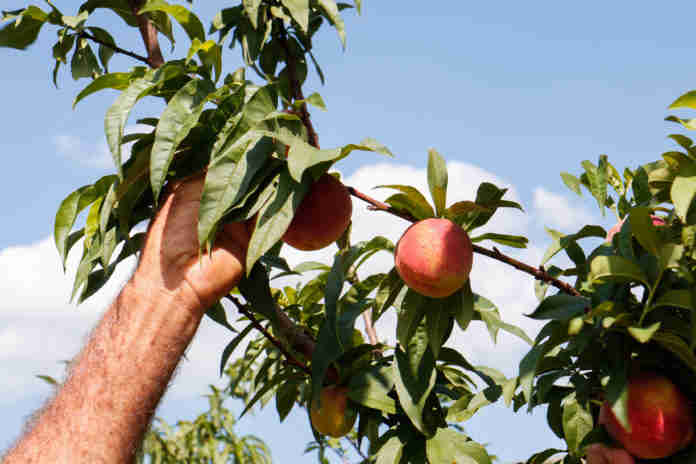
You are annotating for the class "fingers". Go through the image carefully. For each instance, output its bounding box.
[586,444,635,464]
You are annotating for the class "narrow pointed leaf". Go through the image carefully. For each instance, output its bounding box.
[281,0,309,32]
[104,64,184,177]
[150,78,216,200]
[427,149,448,217]
[139,0,205,42]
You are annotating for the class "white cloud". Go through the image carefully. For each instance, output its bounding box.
[0,161,555,452]
[532,187,595,232]
[54,124,152,170]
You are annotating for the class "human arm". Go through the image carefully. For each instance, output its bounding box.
[4,176,249,463]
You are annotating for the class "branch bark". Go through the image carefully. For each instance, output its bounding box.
[128,0,164,68]
[346,186,583,297]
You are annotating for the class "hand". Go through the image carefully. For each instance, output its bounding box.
[134,174,250,313]
[586,444,635,464]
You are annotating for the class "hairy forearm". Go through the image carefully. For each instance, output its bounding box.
[4,276,205,463]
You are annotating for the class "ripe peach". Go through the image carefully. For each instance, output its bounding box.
[394,218,473,298]
[599,372,694,459]
[310,385,357,438]
[606,215,665,243]
[282,174,352,251]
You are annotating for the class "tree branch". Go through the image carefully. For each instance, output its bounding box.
[79,31,150,66]
[226,295,311,376]
[345,186,582,298]
[277,25,320,148]
[128,0,164,68]
[224,295,339,383]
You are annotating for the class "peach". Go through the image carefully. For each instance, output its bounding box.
[599,372,694,459]
[310,385,357,438]
[394,218,473,298]
[282,174,352,251]
[606,215,665,243]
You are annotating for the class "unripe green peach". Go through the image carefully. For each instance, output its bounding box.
[310,385,357,438]
[394,218,473,298]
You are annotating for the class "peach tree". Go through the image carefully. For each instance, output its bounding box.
[4,1,696,463]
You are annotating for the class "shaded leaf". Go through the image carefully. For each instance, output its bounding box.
[150,78,216,200]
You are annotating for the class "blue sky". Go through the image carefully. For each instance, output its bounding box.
[2,1,695,462]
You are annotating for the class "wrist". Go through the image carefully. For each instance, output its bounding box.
[128,266,207,318]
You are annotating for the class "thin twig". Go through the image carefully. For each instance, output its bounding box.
[278,25,320,148]
[79,31,150,65]
[346,185,583,298]
[226,295,311,376]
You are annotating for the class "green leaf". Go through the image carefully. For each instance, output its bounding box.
[139,0,205,42]
[373,267,404,322]
[541,225,606,265]
[104,64,185,177]
[627,322,661,344]
[582,156,609,216]
[205,301,235,332]
[150,78,216,200]
[377,184,434,220]
[475,294,532,345]
[275,379,299,422]
[246,169,310,272]
[527,295,589,321]
[242,0,263,28]
[562,396,593,455]
[0,13,45,49]
[588,255,650,288]
[348,366,397,414]
[375,435,404,464]
[470,233,528,249]
[671,162,696,222]
[426,302,451,359]
[653,332,696,374]
[427,149,448,217]
[199,135,273,247]
[70,40,100,80]
[393,334,437,436]
[426,429,492,464]
[396,289,427,348]
[73,72,133,108]
[87,26,116,71]
[281,0,309,32]
[653,290,695,311]
[669,90,696,110]
[54,185,98,268]
[561,172,582,196]
[317,0,346,48]
[628,207,661,256]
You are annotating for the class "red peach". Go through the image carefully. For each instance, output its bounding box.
[394,218,473,298]
[282,174,352,251]
[606,215,665,243]
[599,372,694,459]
